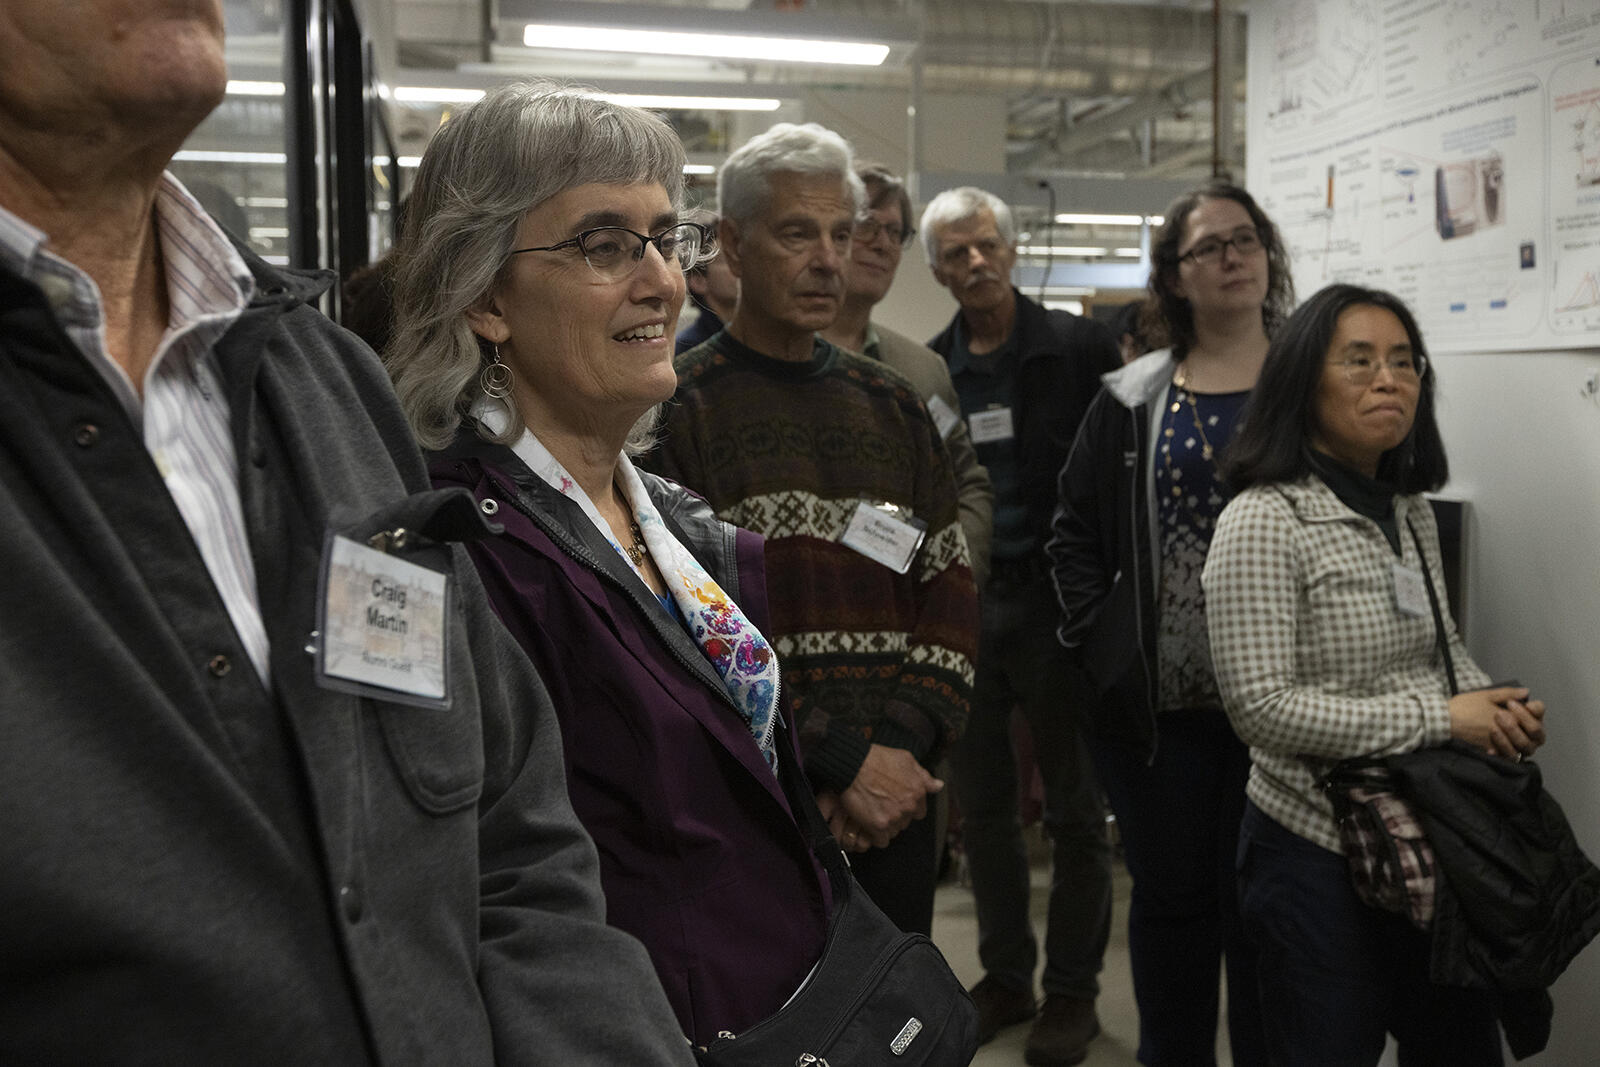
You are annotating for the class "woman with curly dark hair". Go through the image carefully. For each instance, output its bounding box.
[1047,180,1291,1065]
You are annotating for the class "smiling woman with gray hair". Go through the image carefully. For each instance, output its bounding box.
[385,82,828,1049]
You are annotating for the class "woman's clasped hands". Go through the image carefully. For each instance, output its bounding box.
[1448,684,1546,761]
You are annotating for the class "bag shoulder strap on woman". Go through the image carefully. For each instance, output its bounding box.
[1405,516,1458,696]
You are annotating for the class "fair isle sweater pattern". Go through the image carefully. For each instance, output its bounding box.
[652,333,978,793]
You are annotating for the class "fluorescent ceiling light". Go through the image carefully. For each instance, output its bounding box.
[226,80,285,96]
[1114,248,1144,258]
[173,150,288,164]
[1018,245,1110,257]
[394,87,780,112]
[523,23,889,65]
[394,86,486,103]
[390,154,712,175]
[593,92,780,112]
[243,196,289,208]
[1054,212,1164,226]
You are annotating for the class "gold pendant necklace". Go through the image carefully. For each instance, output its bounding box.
[1171,363,1215,461]
[613,474,649,568]
[622,521,648,567]
[1161,361,1221,515]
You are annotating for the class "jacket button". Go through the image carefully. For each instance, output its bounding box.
[72,423,100,447]
[207,654,232,677]
[340,883,363,922]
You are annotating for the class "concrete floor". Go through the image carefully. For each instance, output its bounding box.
[929,830,1236,1067]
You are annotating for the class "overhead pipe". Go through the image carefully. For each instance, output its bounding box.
[1212,0,1221,176]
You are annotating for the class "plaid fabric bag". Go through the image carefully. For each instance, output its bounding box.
[1322,760,1437,929]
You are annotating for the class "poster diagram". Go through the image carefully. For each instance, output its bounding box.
[1262,0,1380,134]
[1249,0,1600,352]
[1550,54,1600,334]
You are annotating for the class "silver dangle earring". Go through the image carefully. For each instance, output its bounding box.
[480,344,513,400]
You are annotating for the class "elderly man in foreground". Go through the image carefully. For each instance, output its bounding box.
[650,122,978,937]
[0,4,692,1062]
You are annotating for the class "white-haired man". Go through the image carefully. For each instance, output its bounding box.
[922,186,1120,1065]
[0,2,693,1062]
[651,124,977,936]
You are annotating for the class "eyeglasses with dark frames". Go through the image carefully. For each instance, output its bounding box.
[853,215,916,249]
[1177,227,1264,267]
[510,222,710,282]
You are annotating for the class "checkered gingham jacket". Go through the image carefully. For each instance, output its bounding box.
[1202,474,1490,852]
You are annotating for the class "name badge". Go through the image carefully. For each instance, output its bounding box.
[840,501,927,574]
[926,394,961,440]
[1393,561,1429,618]
[968,406,1014,445]
[317,533,452,706]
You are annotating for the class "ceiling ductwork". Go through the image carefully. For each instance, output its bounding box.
[389,0,1246,183]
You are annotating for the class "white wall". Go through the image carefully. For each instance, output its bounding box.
[1430,348,1600,1063]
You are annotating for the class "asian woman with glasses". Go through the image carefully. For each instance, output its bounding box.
[1203,283,1545,1064]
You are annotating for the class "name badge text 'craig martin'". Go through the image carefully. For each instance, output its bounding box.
[319,534,450,704]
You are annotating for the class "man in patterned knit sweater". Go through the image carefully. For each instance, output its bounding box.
[651,123,977,936]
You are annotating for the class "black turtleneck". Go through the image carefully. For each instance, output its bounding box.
[1308,450,1401,555]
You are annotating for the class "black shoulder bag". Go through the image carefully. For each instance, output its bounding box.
[693,724,979,1067]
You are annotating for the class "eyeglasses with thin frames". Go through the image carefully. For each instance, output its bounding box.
[510,222,710,282]
[1178,227,1263,267]
[1333,351,1427,387]
[854,215,916,249]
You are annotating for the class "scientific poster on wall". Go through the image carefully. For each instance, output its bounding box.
[1246,0,1600,352]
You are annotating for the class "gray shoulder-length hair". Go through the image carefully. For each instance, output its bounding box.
[385,80,687,453]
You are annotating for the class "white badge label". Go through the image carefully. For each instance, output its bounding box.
[319,534,451,705]
[840,501,927,574]
[967,406,1015,445]
[926,394,961,440]
[1393,561,1429,618]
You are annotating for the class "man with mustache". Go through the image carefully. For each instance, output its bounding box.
[923,187,1121,1066]
[652,124,977,937]
[0,1,695,1062]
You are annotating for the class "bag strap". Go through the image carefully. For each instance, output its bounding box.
[769,713,854,896]
[1405,516,1459,697]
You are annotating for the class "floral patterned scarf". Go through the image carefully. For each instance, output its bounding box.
[496,417,780,775]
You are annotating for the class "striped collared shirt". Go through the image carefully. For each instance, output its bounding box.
[0,174,271,684]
